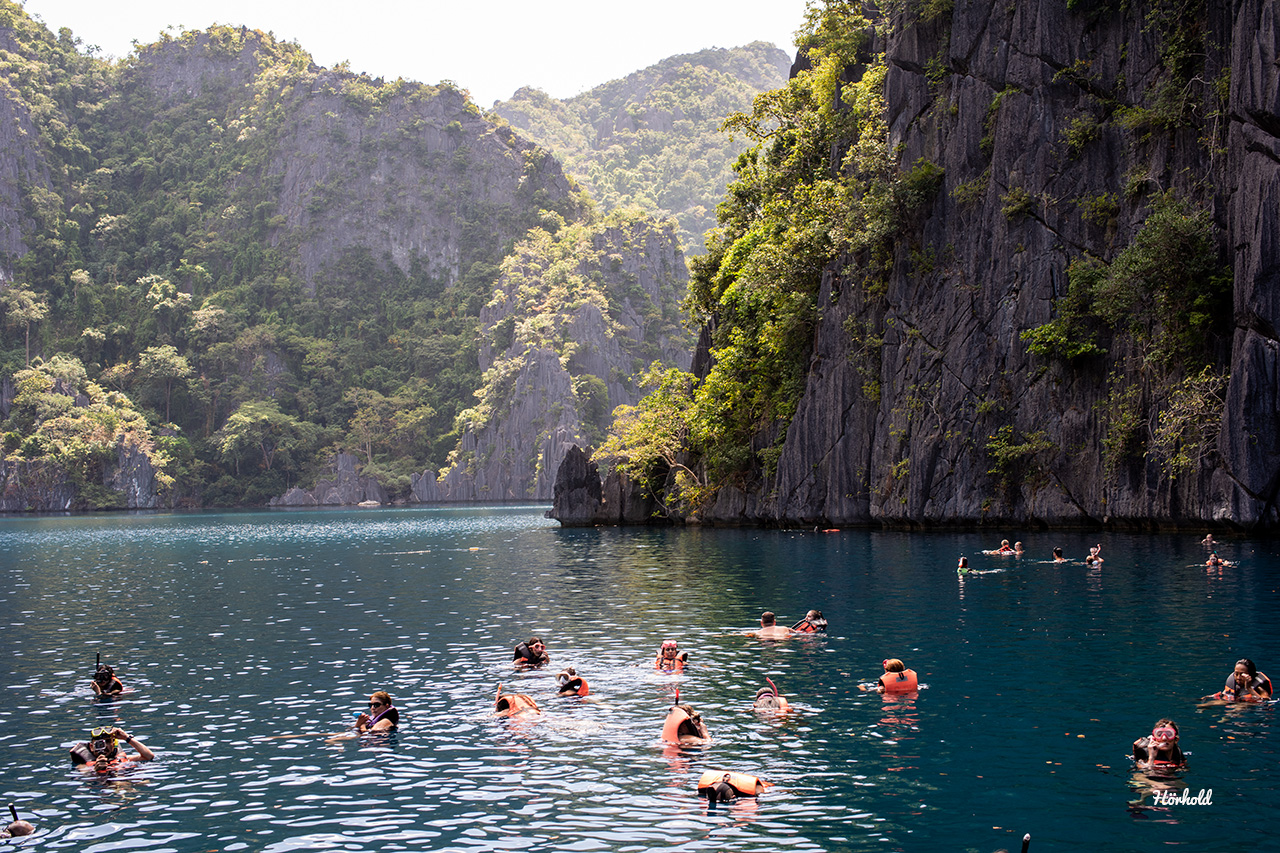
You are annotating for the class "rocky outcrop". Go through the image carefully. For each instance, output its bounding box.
[548,445,661,525]
[0,44,53,281]
[271,453,389,506]
[421,214,691,503]
[552,0,1280,529]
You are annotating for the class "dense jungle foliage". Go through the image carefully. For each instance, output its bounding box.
[0,1,760,508]
[492,43,791,252]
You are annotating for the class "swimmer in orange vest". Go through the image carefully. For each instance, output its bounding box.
[662,691,709,744]
[655,640,689,672]
[858,658,918,693]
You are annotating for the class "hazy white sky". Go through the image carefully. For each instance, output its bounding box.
[20,0,812,106]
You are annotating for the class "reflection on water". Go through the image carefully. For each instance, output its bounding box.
[1,507,1278,851]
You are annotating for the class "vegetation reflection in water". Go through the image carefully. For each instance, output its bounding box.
[0,506,1277,852]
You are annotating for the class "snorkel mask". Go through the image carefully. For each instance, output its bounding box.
[89,726,118,758]
[94,665,115,687]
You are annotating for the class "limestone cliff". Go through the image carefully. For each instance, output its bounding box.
[553,0,1280,529]
[418,213,691,502]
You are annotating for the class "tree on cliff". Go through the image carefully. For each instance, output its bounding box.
[0,285,49,367]
[215,399,316,476]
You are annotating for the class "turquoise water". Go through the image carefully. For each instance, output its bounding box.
[1,506,1277,852]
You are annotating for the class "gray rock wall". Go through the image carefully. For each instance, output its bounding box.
[553,0,1280,529]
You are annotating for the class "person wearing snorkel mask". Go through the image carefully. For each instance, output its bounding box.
[90,663,124,697]
[1132,719,1186,770]
[68,726,153,772]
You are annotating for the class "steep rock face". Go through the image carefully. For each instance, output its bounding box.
[549,444,659,524]
[423,215,691,502]
[0,441,161,511]
[554,0,1280,528]
[0,36,51,280]
[124,34,580,297]
[271,453,389,506]
[754,0,1277,527]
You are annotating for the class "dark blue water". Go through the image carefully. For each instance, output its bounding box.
[1,507,1277,852]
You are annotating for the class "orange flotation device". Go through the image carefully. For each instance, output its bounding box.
[662,703,707,743]
[495,692,540,716]
[697,770,771,799]
[880,668,918,693]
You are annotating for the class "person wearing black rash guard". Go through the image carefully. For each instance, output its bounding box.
[513,637,549,667]
[355,691,399,732]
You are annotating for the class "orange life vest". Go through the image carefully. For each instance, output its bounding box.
[880,668,918,693]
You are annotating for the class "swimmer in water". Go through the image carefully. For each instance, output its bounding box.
[1216,658,1272,702]
[90,658,123,697]
[858,658,918,693]
[555,667,589,696]
[655,640,689,671]
[1205,551,1230,567]
[957,556,970,574]
[750,611,795,640]
[513,636,550,668]
[355,691,399,732]
[1084,544,1103,566]
[792,609,827,633]
[1052,547,1066,563]
[1013,541,1025,555]
[68,726,154,772]
[662,701,710,744]
[984,539,1015,555]
[1132,719,1186,770]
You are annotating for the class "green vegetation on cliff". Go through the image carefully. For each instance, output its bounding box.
[492,43,791,251]
[1,3,586,507]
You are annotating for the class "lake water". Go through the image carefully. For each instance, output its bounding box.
[1,506,1277,852]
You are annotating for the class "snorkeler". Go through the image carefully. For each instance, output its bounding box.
[752,678,790,711]
[957,556,970,574]
[555,667,590,697]
[68,726,154,772]
[1132,719,1186,770]
[494,685,541,716]
[662,697,710,744]
[1,806,33,839]
[90,654,123,697]
[655,640,689,671]
[355,691,399,732]
[513,636,550,667]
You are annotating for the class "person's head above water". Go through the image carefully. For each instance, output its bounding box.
[760,612,776,626]
[883,658,906,673]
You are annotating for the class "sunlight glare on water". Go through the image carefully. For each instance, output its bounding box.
[1,506,1277,852]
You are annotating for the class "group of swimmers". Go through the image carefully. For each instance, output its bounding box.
[963,534,1234,572]
[1130,658,1272,774]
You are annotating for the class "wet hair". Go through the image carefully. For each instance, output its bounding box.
[1236,659,1258,678]
[1153,718,1179,736]
[958,556,968,568]
[370,691,392,707]
[760,611,776,626]
[527,636,543,647]
[883,658,905,673]
[805,609,821,620]
[1052,547,1063,558]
